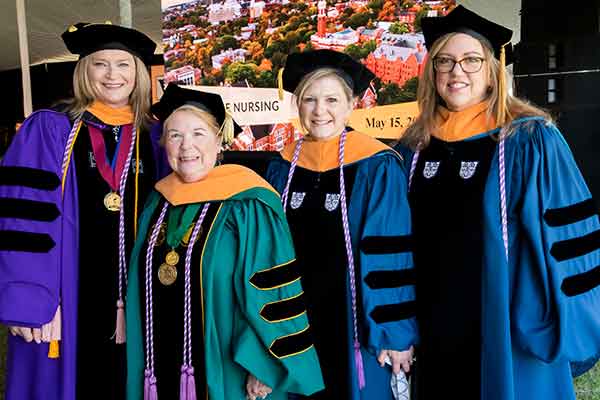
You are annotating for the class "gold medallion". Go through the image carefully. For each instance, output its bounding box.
[103,192,121,212]
[154,223,166,247]
[158,263,177,286]
[165,249,180,266]
[181,223,202,247]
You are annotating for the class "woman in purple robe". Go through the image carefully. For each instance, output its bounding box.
[0,22,160,400]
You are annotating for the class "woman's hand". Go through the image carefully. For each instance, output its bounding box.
[246,374,272,400]
[9,326,43,343]
[377,346,414,374]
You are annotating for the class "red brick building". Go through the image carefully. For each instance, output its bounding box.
[365,43,426,87]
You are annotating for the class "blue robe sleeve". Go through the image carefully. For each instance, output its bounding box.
[264,157,289,193]
[512,120,600,363]
[353,152,418,354]
[0,110,72,327]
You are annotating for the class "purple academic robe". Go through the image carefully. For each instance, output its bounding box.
[0,110,79,400]
[0,109,165,400]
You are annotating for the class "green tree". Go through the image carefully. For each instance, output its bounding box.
[264,41,289,59]
[213,35,239,55]
[402,1,415,9]
[367,0,384,13]
[344,44,364,61]
[255,70,275,88]
[363,40,377,54]
[389,22,410,34]
[344,11,371,29]
[225,62,258,85]
[401,76,419,97]
[414,8,430,32]
[378,83,402,105]
[200,75,218,86]
[270,51,287,70]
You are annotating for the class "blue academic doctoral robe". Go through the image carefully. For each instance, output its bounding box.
[266,131,418,400]
[398,117,600,400]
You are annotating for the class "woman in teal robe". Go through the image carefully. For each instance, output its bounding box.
[126,84,324,400]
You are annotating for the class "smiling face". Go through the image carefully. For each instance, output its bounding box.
[298,74,355,140]
[435,33,490,112]
[163,109,222,183]
[86,49,136,108]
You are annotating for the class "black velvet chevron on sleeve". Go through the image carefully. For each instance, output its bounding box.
[249,260,300,290]
[269,326,314,358]
[369,300,416,324]
[550,230,600,262]
[0,230,56,253]
[544,199,598,227]
[260,292,306,323]
[364,269,416,289]
[0,198,60,222]
[561,265,600,297]
[360,235,412,255]
[0,166,60,191]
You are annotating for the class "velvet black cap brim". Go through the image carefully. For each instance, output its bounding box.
[151,84,242,135]
[421,5,514,65]
[62,22,156,65]
[282,49,375,96]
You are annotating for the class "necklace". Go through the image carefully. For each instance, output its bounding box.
[157,204,203,286]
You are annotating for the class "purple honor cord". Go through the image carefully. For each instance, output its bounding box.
[114,125,137,344]
[281,130,366,389]
[144,201,211,400]
[180,203,210,400]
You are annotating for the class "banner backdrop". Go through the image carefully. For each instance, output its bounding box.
[161,0,456,150]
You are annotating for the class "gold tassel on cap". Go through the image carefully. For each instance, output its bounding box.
[496,41,510,128]
[220,111,235,145]
[277,68,285,101]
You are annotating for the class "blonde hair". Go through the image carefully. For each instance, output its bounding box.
[160,105,221,146]
[293,68,356,132]
[63,52,152,129]
[402,32,552,150]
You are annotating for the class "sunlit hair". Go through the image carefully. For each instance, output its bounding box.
[160,105,221,146]
[293,68,356,133]
[402,32,552,150]
[63,52,152,129]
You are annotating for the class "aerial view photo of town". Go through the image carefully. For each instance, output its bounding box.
[161,0,456,149]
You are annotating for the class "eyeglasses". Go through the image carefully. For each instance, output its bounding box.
[433,56,486,73]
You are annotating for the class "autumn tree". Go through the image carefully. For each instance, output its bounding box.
[244,41,264,63]
[378,0,396,21]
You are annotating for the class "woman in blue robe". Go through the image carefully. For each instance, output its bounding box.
[397,6,600,400]
[266,49,418,400]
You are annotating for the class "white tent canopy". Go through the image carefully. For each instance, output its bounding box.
[2,0,162,72]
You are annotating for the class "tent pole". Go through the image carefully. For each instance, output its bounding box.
[16,0,32,118]
[119,0,133,28]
